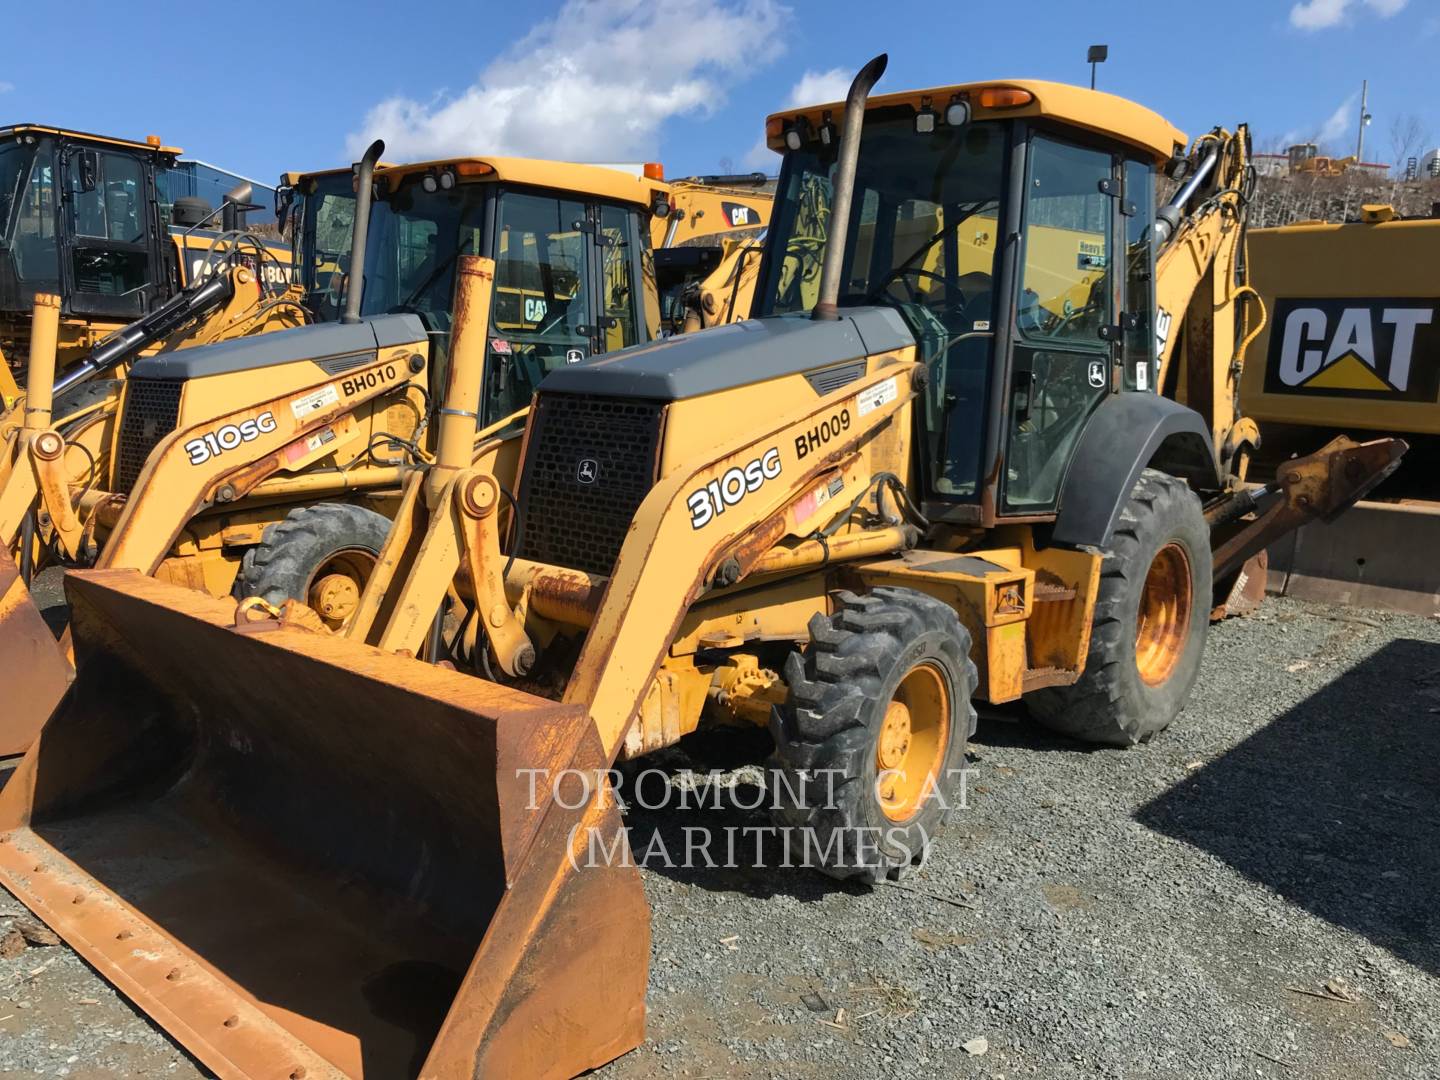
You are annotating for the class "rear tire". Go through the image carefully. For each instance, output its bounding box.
[769,587,977,884]
[236,503,390,629]
[1028,468,1210,746]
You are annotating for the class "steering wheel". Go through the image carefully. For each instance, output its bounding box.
[870,265,963,312]
[1043,299,1103,338]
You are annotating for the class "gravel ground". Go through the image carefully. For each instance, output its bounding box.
[2,593,1437,1079]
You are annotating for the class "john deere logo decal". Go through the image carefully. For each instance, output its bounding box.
[1265,298,1440,401]
[576,458,599,484]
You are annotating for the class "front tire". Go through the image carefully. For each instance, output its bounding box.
[769,587,977,883]
[1028,468,1210,746]
[236,503,390,630]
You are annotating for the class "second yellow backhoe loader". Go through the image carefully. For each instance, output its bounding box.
[0,59,1403,1079]
[0,148,770,754]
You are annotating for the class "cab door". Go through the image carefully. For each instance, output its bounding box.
[481,191,645,424]
[1002,133,1120,513]
[60,145,161,319]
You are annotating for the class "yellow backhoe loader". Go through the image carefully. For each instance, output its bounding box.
[0,60,1403,1079]
[0,147,770,754]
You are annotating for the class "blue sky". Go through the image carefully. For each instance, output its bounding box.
[6,0,1438,184]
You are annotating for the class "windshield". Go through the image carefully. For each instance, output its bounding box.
[0,141,31,242]
[759,115,1007,322]
[358,182,487,332]
[760,114,1009,499]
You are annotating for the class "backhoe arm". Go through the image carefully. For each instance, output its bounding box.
[1153,126,1261,473]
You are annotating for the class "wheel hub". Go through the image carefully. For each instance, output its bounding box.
[310,572,361,621]
[878,703,913,771]
[875,662,952,823]
[1135,541,1193,687]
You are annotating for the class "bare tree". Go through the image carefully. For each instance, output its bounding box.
[1388,114,1431,177]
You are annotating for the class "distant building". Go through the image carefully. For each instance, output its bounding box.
[1424,148,1440,178]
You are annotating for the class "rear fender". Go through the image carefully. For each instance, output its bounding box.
[1052,393,1220,550]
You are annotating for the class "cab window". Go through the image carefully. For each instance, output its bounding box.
[600,203,639,350]
[1017,137,1112,344]
[72,152,145,243]
[484,191,593,423]
[8,141,59,284]
[67,149,151,304]
[1122,159,1156,391]
[1004,134,1115,512]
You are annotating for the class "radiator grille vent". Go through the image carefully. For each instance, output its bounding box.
[805,360,866,396]
[515,394,664,576]
[114,378,184,493]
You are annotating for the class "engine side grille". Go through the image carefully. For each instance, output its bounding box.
[515,394,664,577]
[113,378,185,493]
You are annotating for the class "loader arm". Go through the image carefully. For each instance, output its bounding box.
[562,361,921,760]
[97,348,422,575]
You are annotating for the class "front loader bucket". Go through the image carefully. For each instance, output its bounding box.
[0,549,72,756]
[0,571,649,1080]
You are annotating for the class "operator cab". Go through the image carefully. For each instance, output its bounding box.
[291,158,657,428]
[754,83,1181,523]
[0,126,276,324]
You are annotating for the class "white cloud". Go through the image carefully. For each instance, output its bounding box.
[1290,0,1408,31]
[0,82,13,95]
[1320,93,1358,143]
[348,0,787,163]
[786,68,851,108]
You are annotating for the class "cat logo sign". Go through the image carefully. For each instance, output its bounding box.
[1264,298,1440,402]
[722,201,761,228]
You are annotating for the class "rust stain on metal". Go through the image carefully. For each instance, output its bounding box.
[0,550,72,756]
[0,571,649,1080]
[1210,436,1406,582]
[529,568,607,626]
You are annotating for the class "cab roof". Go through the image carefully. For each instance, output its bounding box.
[767,79,1188,164]
[373,156,661,206]
[0,123,182,156]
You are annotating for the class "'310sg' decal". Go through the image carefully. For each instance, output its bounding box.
[184,412,278,466]
[687,448,782,529]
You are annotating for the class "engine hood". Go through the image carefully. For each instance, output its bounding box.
[537,308,914,402]
[126,314,427,381]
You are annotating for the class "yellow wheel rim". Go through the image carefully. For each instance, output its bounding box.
[1135,542,1193,687]
[306,548,376,630]
[875,662,951,823]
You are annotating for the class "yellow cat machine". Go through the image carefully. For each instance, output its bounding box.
[1239,205,1440,614]
[0,144,770,754]
[0,124,291,404]
[0,60,1401,1079]
[650,170,771,332]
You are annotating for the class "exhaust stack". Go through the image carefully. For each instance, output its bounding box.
[812,53,887,321]
[341,139,384,325]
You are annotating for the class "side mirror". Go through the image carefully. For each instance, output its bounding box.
[274,186,295,237]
